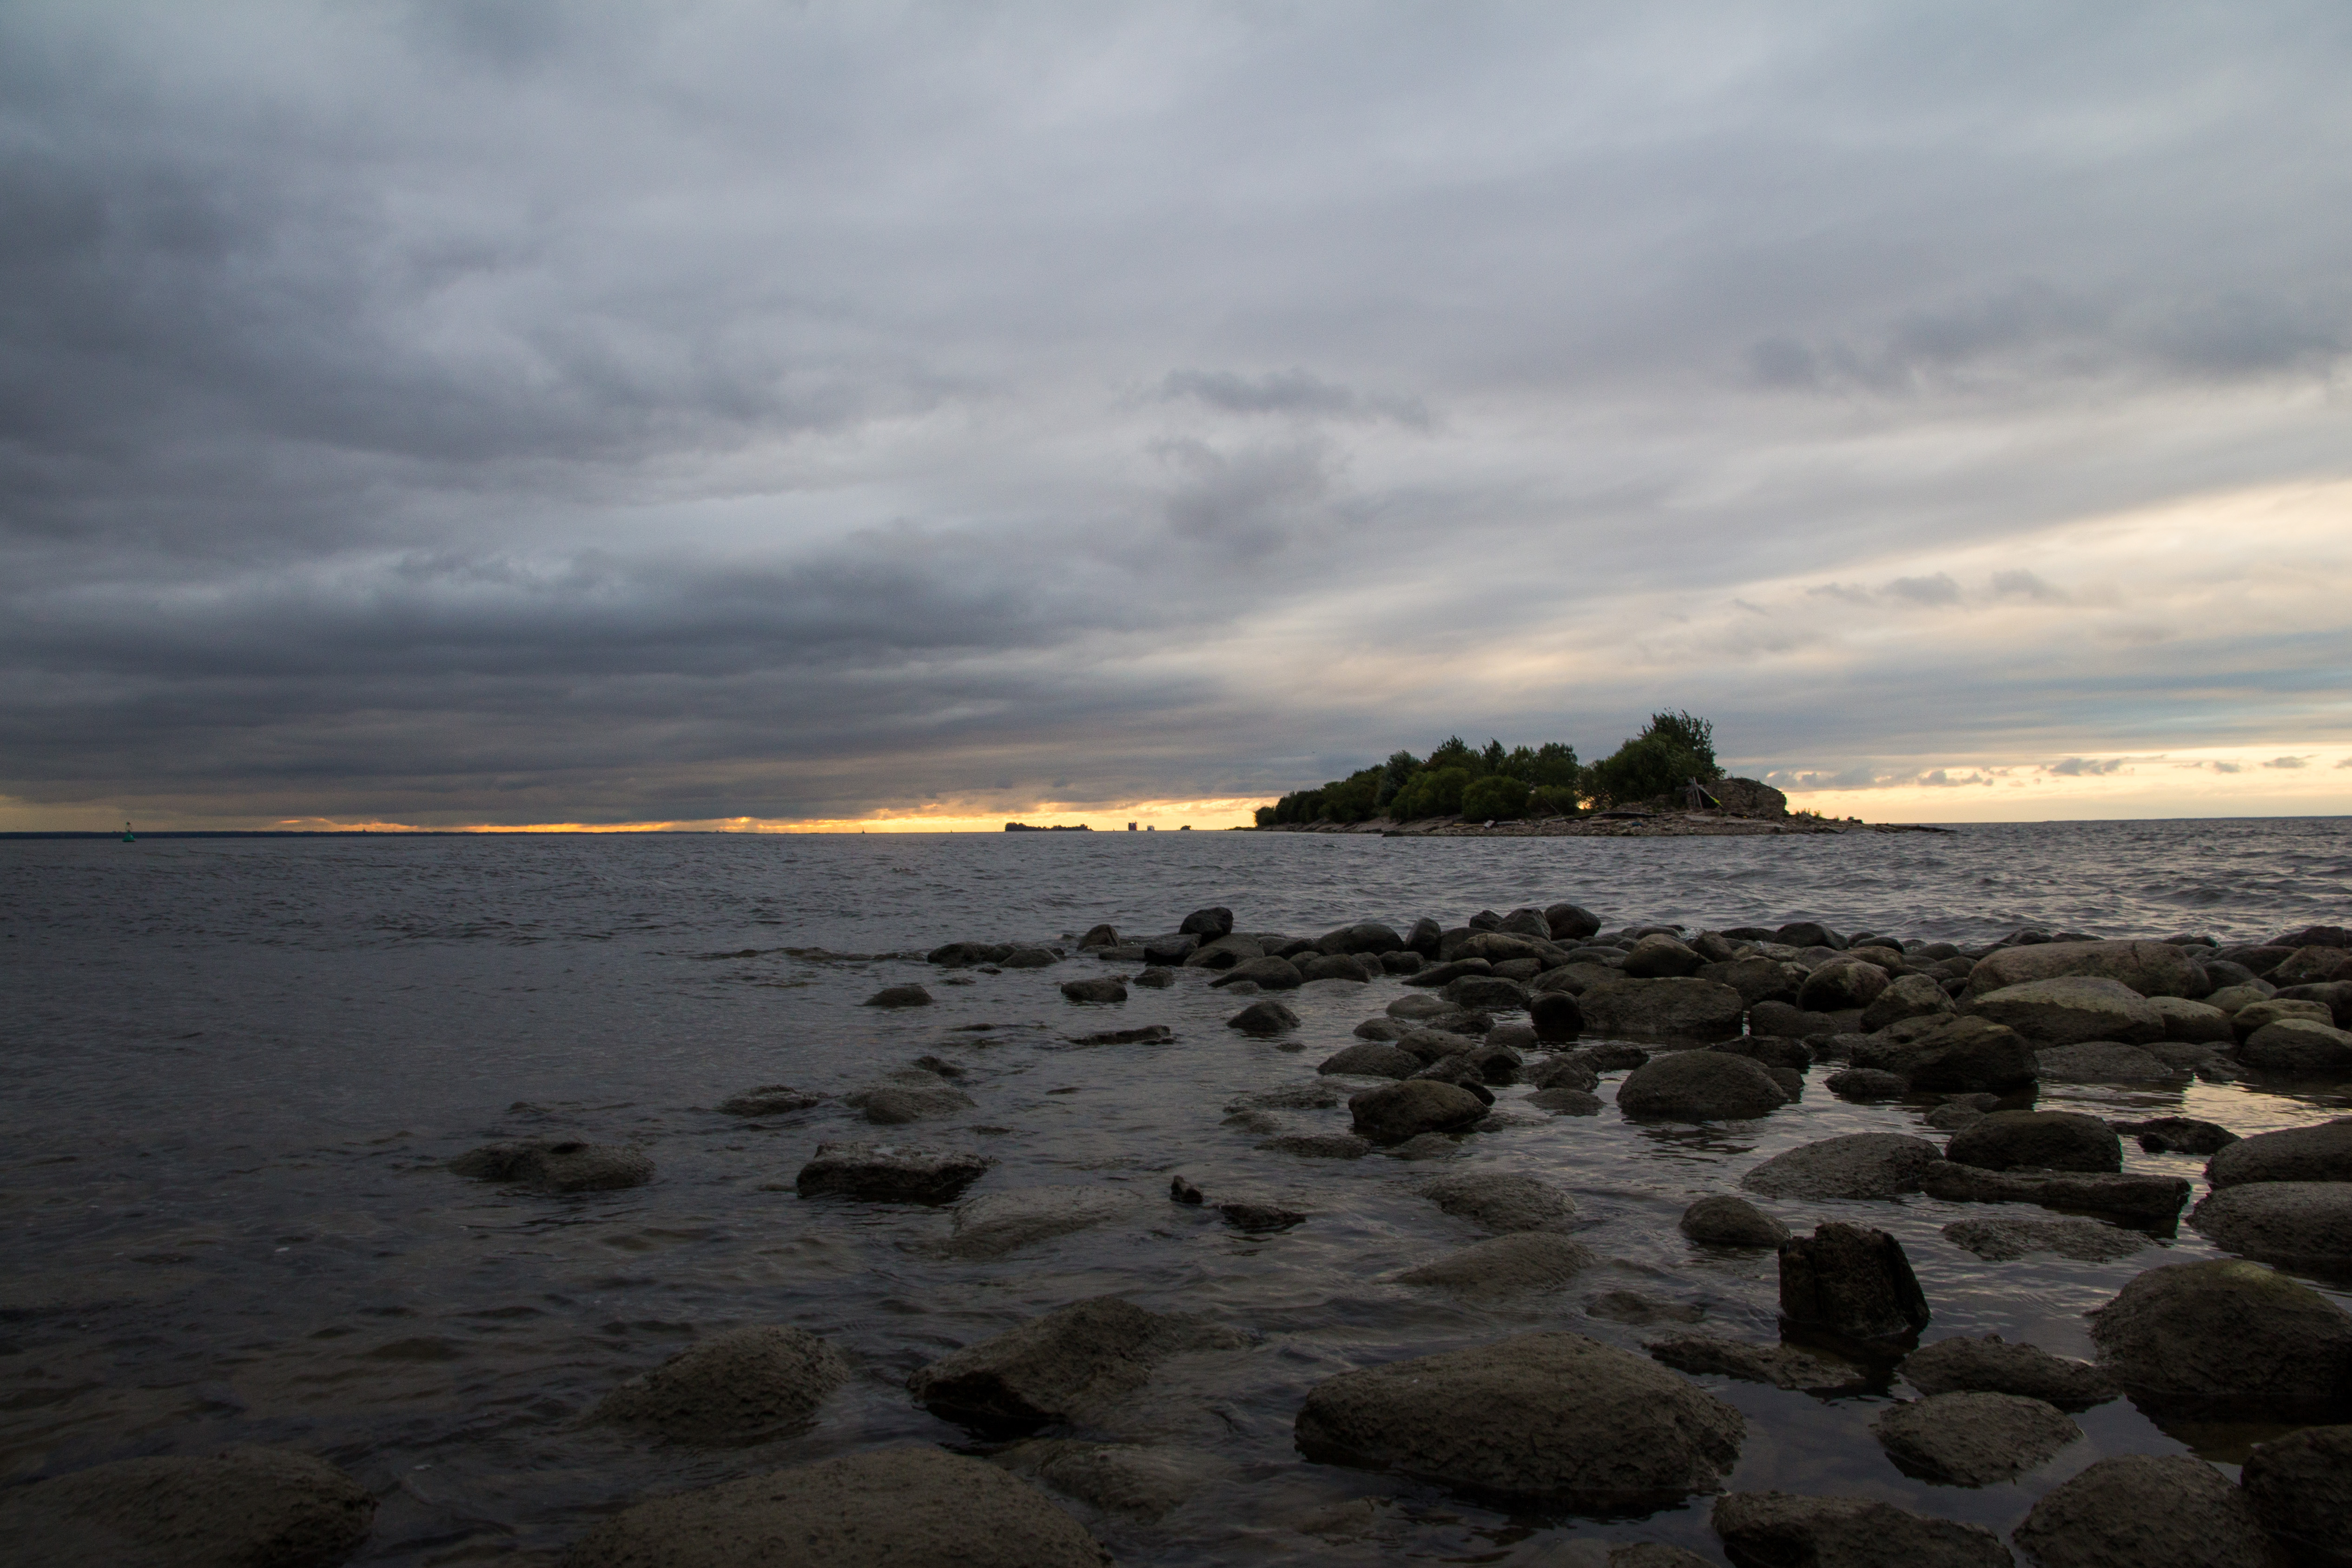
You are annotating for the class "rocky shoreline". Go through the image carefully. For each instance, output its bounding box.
[9,901,2350,1566]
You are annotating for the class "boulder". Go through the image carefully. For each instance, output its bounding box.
[0,1445,376,1568]
[945,1186,1144,1259]
[1180,906,1233,937]
[1421,1170,1577,1233]
[1387,992,1460,1020]
[1965,938,2206,999]
[1059,978,1128,1004]
[2277,979,2352,1026]
[1225,999,1299,1035]
[1680,1196,1790,1249]
[1076,923,1118,949]
[1617,1050,1789,1120]
[1710,1492,2011,1568]
[1457,932,1562,967]
[2012,1453,2273,1568]
[1396,1232,1598,1297]
[1140,935,1196,965]
[2240,1425,2352,1567]
[1917,1163,2189,1225]
[1413,1046,1519,1088]
[2088,1258,2352,1401]
[795,1142,992,1203]
[849,1084,975,1124]
[1406,957,1493,988]
[1133,966,1174,987]
[1698,957,1803,1008]
[2112,1115,2236,1155]
[1352,1016,1408,1041]
[1862,973,1956,1032]
[1183,934,1262,970]
[1528,1054,1601,1092]
[1798,959,1890,1012]
[1897,1335,2118,1410]
[929,941,1014,966]
[450,1138,653,1192]
[1443,974,1530,1012]
[1069,1024,1171,1046]
[1870,1391,2080,1485]
[2208,1118,2352,1185]
[563,1444,1110,1568]
[594,1325,848,1443]
[1546,903,1603,941]
[1382,950,1424,975]
[2232,996,2333,1036]
[1348,1080,1489,1143]
[2147,995,2235,1043]
[1395,1025,1485,1062]
[1969,977,2163,1046]
[1825,1068,1908,1100]
[1940,1217,2144,1263]
[1576,978,1746,1040]
[1317,1042,1420,1079]
[1945,1111,2121,1172]
[2189,1182,2352,1269]
[1622,935,1705,978]
[1209,955,1304,990]
[865,983,938,1007]
[716,1085,826,1117]
[1293,1332,1744,1507]
[1297,953,1374,983]
[1646,1337,1869,1394]
[2277,924,2352,948]
[1318,921,1403,955]
[1741,1134,1942,1200]
[1776,922,1845,949]
[1529,992,1584,1042]
[1777,1223,1930,1341]
[908,1297,1242,1430]
[1005,946,1062,968]
[2205,981,2274,1013]
[2275,945,2352,986]
[2240,1016,2352,1072]
[2032,1041,2180,1082]
[1263,1132,1372,1159]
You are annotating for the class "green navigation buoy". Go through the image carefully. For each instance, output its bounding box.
[122,820,135,842]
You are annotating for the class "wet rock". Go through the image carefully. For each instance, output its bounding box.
[594,1324,848,1444]
[1294,1331,1744,1506]
[717,1085,827,1117]
[2190,1181,2352,1269]
[1826,1067,1909,1100]
[1141,933,1196,965]
[2088,1258,2352,1401]
[1863,973,1956,1032]
[1715,1035,1812,1072]
[1941,1217,2143,1263]
[1317,1042,1420,1078]
[1898,1335,2118,1410]
[865,981,939,1008]
[909,1296,1243,1430]
[1387,1132,1460,1160]
[1209,955,1304,991]
[1352,1016,1409,1041]
[1617,1050,1789,1120]
[1698,956,1803,1007]
[1797,959,1891,1015]
[1398,1232,1598,1297]
[2240,1016,2352,1072]
[1967,937,2207,999]
[847,1084,975,1124]
[1946,1110,2121,1172]
[1421,1170,1577,1233]
[2240,1424,2352,1567]
[2232,996,2334,1036]
[1583,1041,1651,1070]
[1623,934,1705,978]
[2112,1115,2237,1155]
[1183,934,1263,970]
[2276,978,2352,1026]
[1404,915,1445,954]
[1381,950,1425,975]
[1531,1085,1603,1115]
[930,941,1015,966]
[1529,991,1584,1042]
[1226,999,1300,1036]
[1419,1043,1522,1087]
[997,1439,1227,1523]
[1486,1021,1539,1052]
[1394,1025,1482,1062]
[2147,994,2235,1042]
[1232,1082,1344,1111]
[1969,977,2164,1046]
[1890,1016,2036,1093]
[1917,1162,2189,1224]
[1778,1223,1930,1341]
[1585,1290,1705,1325]
[0,1444,377,1568]
[1871,1390,2080,1485]
[451,1138,653,1192]
[2207,1117,2352,1185]
[1212,1195,1306,1231]
[565,1443,1110,1568]
[1349,1080,1490,1143]
[795,1141,992,1203]
[1133,966,1174,988]
[1059,977,1128,1003]
[1576,978,1747,1040]
[2033,1041,2180,1082]
[1444,974,1530,1012]
[2205,981,2274,1013]
[1646,1336,1870,1393]
[1710,1491,2010,1568]
[1297,953,1374,983]
[2012,1453,2271,1568]
[2275,945,2352,985]
[1528,1054,1601,1092]
[1546,903,1603,941]
[1180,906,1233,937]
[1077,923,1119,950]
[946,1186,1144,1258]
[1264,1132,1372,1159]
[1681,1196,1790,1249]
[1741,1133,1942,1200]
[1925,1101,1989,1131]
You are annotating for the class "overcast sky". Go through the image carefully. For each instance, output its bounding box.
[4,0,2349,828]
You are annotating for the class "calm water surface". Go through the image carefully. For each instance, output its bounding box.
[3,822,2349,1563]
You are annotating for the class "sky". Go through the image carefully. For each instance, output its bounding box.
[2,0,2348,831]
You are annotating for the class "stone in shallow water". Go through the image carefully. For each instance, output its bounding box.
[1615,1049,1788,1120]
[2205,1116,2352,1186]
[2189,1181,2352,1269]
[1349,1080,1488,1142]
[1529,1087,1604,1114]
[1262,1131,1370,1159]
[2013,1453,2273,1568]
[945,1186,1143,1258]
[1870,1390,2081,1485]
[908,1297,1245,1430]
[0,1445,377,1568]
[1941,1216,2144,1263]
[2088,1258,2352,1400]
[2112,1114,2235,1154]
[1778,1223,1930,1342]
[1710,1492,2010,1568]
[1397,1233,1598,1298]
[1740,1132,1940,1200]
[1583,1290,1703,1326]
[1946,1110,2121,1172]
[2033,1041,2181,1082]
[449,1138,653,1192]
[994,1439,1229,1523]
[847,1084,975,1124]
[593,1324,847,1444]
[716,1084,826,1116]
[794,1141,992,1203]
[1420,1170,1576,1233]
[1679,1196,1789,1249]
[1645,1336,1871,1394]
[1917,1161,2188,1224]
[863,983,935,1007]
[1897,1334,2117,1410]
[2239,1424,2352,1565]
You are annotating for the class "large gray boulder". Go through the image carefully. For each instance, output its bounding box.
[1396,1233,1598,1297]
[2088,1259,2352,1401]
[1680,1196,1790,1249]
[1797,959,1890,1013]
[1421,1170,1577,1233]
[1945,1111,2121,1172]
[2147,994,2235,1042]
[451,1138,654,1193]
[2233,996,2335,1036]
[1622,934,1705,978]
[1348,1080,1488,1143]
[1317,921,1404,955]
[2207,1117,2352,1186]
[1297,952,1374,983]
[1575,978,1746,1040]
[1740,1133,1941,1200]
[2011,1453,2272,1568]
[562,1445,1109,1568]
[1969,977,2164,1045]
[946,1186,1145,1259]
[1616,1050,1789,1120]
[1443,974,1530,1011]
[907,1297,1242,1430]
[2189,1182,2352,1270]
[2240,1425,2352,1567]
[1870,1391,2080,1486]
[1179,906,1233,937]
[795,1142,992,1203]
[1897,1335,2117,1410]
[1316,1042,1420,1079]
[1209,955,1303,990]
[1862,973,1955,1032]
[0,1446,376,1568]
[1293,1332,1744,1506]
[2239,1016,2352,1072]
[1918,1163,2189,1225]
[1710,1493,2011,1568]
[1966,938,2206,999]
[1778,1223,1930,1341]
[848,1083,975,1124]
[1225,999,1300,1035]
[1902,1015,2039,1092]
[594,1325,848,1444]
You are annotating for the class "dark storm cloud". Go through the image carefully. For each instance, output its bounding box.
[2,1,2349,825]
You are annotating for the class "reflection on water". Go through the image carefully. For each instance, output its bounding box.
[0,823,2347,1562]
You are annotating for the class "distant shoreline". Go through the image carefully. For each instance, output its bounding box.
[1252,813,1949,837]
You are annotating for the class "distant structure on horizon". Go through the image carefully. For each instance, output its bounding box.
[1003,822,1090,832]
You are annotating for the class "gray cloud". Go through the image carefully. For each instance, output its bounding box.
[2262,755,2310,769]
[2046,758,2127,777]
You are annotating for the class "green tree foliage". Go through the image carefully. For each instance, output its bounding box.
[1585,711,1724,807]
[1255,716,1706,825]
[1390,766,1473,819]
[1424,735,1479,773]
[1460,774,1530,821]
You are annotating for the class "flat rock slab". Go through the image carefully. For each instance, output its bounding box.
[1396,1233,1597,1298]
[945,1186,1144,1259]
[594,1324,847,1444]
[1645,1336,1871,1394]
[2013,1453,2273,1568]
[1941,1217,2145,1263]
[795,1142,993,1204]
[564,1444,1110,1568]
[2205,1116,2352,1186]
[1420,1170,1577,1233]
[1945,1110,2121,1173]
[1711,1491,2011,1568]
[2189,1181,2352,1269]
[1294,1331,1744,1508]
[450,1138,653,1193]
[2034,1041,2183,1082]
[1898,1335,2117,1410]
[1870,1390,2081,1485]
[908,1296,1246,1430]
[1741,1133,1942,1200]
[0,1444,376,1568]
[1917,1161,2188,1224]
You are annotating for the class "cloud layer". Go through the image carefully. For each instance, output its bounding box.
[3,1,2349,826]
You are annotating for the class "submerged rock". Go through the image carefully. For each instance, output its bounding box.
[2088,1258,2352,1401]
[2034,1041,2181,1082]
[1420,1170,1577,1233]
[847,1084,975,1124]
[1903,1016,2039,1093]
[1317,1042,1420,1078]
[2112,1115,2237,1155]
[946,1186,1144,1259]
[1777,1223,1930,1341]
[1584,1290,1705,1326]
[563,1444,1110,1568]
[716,1085,826,1117]
[450,1138,653,1193]
[594,1324,848,1444]
[1529,1087,1604,1114]
[1616,1050,1788,1120]
[1576,978,1746,1040]
[1530,992,1584,1041]
[1646,1336,1870,1394]
[908,1297,1244,1430]
[1945,1110,2121,1172]
[1897,1335,2117,1411]
[1825,1067,1909,1100]
[864,983,936,1007]
[1741,1133,1941,1200]
[1710,1492,2011,1568]
[1348,1080,1488,1143]
[2239,1424,2352,1567]
[2205,1116,2352,1186]
[2189,1181,2352,1269]
[794,1141,992,1203]
[1397,1232,1598,1297]
[1059,977,1128,1004]
[1680,1196,1790,1249]
[1262,1131,1372,1159]
[1226,999,1300,1036]
[1293,1331,1744,1507]
[996,1439,1228,1523]
[2012,1453,2271,1568]
[0,1445,376,1568]
[1870,1391,2080,1486]
[1941,1217,2144,1263]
